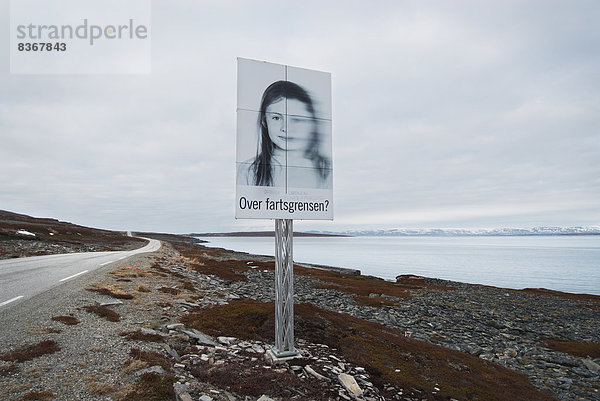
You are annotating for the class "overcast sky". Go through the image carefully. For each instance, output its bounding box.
[1,0,599,233]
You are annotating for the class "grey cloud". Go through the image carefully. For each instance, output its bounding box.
[1,0,598,232]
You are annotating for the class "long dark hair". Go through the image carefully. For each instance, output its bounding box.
[251,80,330,186]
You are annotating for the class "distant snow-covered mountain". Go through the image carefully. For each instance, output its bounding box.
[306,226,600,237]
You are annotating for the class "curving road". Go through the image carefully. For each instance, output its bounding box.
[0,237,161,310]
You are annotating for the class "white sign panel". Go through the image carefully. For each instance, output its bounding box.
[236,58,333,220]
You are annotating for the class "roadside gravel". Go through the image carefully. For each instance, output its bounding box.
[0,244,175,400]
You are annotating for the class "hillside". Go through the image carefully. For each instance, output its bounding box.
[0,210,146,259]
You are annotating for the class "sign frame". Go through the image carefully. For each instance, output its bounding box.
[236,58,333,221]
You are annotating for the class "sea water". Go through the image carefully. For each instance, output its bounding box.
[195,236,600,295]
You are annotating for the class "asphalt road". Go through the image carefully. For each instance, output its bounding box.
[0,237,161,310]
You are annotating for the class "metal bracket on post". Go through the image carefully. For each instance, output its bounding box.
[273,218,297,357]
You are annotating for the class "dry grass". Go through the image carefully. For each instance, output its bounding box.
[0,361,19,376]
[395,274,458,291]
[543,338,600,358]
[25,326,61,335]
[294,264,414,300]
[24,368,41,378]
[19,391,53,401]
[295,267,456,307]
[521,288,600,303]
[51,315,80,325]
[110,265,154,279]
[118,373,176,401]
[158,287,181,296]
[8,384,31,396]
[191,358,336,400]
[181,300,557,401]
[188,258,253,282]
[84,305,121,322]
[136,284,151,293]
[181,280,195,291]
[128,348,172,371]
[119,330,164,343]
[166,241,253,281]
[151,263,186,279]
[1,340,60,363]
[122,359,149,374]
[87,381,115,395]
[354,295,404,307]
[181,299,271,340]
[87,283,134,299]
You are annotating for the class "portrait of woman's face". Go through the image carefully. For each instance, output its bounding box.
[236,58,333,219]
[265,97,315,152]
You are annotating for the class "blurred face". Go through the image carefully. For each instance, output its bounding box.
[265,98,315,152]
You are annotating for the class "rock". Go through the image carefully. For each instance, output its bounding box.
[177,392,193,401]
[542,354,577,367]
[180,329,218,347]
[135,365,166,377]
[570,366,596,378]
[163,343,181,360]
[141,328,161,336]
[223,391,238,401]
[252,344,265,353]
[305,365,329,381]
[173,382,188,393]
[167,323,185,330]
[338,373,363,398]
[217,336,237,345]
[177,300,200,308]
[256,396,275,401]
[173,383,193,401]
[582,358,600,374]
[99,300,123,307]
[198,395,213,401]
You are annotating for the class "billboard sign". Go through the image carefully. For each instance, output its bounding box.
[236,58,333,220]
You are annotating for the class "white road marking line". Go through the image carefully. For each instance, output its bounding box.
[118,256,128,261]
[59,270,89,282]
[100,261,115,266]
[0,296,24,307]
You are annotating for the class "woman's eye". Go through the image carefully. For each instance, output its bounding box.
[271,115,280,121]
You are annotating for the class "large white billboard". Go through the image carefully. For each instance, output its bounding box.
[236,58,333,220]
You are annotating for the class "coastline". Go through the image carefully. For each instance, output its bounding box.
[195,234,600,296]
[194,239,600,300]
[1,232,599,400]
[166,235,600,400]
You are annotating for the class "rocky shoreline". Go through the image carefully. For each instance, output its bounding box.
[1,235,599,400]
[230,269,600,398]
